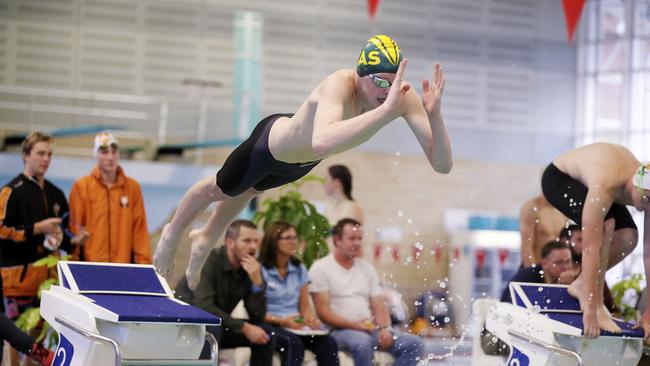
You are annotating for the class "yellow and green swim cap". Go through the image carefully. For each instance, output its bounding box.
[356,35,402,77]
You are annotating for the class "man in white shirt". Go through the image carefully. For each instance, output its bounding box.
[309,218,423,366]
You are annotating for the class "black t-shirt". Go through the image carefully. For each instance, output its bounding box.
[500,265,544,303]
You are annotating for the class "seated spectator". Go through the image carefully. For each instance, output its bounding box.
[259,220,339,366]
[69,131,150,263]
[500,240,573,303]
[558,224,583,265]
[174,273,194,305]
[310,218,423,366]
[192,220,275,364]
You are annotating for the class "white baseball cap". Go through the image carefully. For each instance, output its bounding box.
[634,164,650,190]
[93,131,119,157]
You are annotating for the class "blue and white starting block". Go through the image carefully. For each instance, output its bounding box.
[475,282,644,366]
[40,261,221,366]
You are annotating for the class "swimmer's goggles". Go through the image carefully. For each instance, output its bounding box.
[636,164,649,201]
[369,74,392,88]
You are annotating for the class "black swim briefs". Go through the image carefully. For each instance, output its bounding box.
[541,163,637,231]
[216,113,321,196]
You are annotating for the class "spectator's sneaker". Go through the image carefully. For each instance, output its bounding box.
[28,342,54,366]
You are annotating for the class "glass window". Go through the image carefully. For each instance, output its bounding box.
[633,1,650,37]
[599,0,627,40]
[579,0,648,282]
[598,40,629,71]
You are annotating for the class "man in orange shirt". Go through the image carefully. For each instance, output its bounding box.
[69,132,151,263]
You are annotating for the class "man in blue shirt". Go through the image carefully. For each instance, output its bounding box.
[501,240,574,303]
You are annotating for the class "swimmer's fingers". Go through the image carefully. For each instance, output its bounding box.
[383,60,409,112]
[401,81,411,94]
[432,64,445,92]
[394,59,408,85]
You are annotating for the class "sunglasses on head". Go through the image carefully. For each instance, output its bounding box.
[637,165,649,201]
[98,143,119,150]
[368,74,392,88]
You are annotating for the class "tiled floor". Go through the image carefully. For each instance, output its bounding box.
[422,336,473,365]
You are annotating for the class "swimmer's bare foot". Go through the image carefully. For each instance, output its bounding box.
[153,223,177,279]
[568,279,622,336]
[186,229,215,289]
[598,306,622,334]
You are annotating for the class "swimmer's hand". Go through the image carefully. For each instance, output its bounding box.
[422,63,445,118]
[381,60,411,117]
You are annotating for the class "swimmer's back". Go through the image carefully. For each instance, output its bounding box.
[553,143,640,189]
[268,69,358,163]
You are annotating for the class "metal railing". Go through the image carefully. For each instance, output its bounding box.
[508,329,584,366]
[0,85,234,145]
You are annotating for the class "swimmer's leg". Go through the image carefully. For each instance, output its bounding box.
[568,218,622,336]
[607,227,638,268]
[153,175,228,280]
[186,188,261,289]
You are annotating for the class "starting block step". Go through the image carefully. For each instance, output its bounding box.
[41,262,221,366]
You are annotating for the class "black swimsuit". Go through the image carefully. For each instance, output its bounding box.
[216,114,321,196]
[541,163,637,231]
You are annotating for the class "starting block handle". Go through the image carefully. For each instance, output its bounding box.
[54,316,219,366]
[56,316,122,366]
[508,329,584,366]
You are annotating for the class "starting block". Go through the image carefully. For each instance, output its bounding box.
[40,261,221,366]
[483,282,644,366]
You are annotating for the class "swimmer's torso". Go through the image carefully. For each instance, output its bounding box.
[531,198,568,261]
[268,69,362,163]
[553,143,640,205]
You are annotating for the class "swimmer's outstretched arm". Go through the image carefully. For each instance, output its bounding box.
[575,188,612,337]
[311,60,412,157]
[569,184,625,337]
[403,63,453,173]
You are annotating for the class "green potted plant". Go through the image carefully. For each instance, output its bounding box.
[253,175,330,268]
[610,273,644,322]
[15,254,63,349]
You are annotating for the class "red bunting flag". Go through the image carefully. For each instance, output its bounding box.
[433,248,442,262]
[498,249,509,265]
[476,249,487,269]
[367,0,380,19]
[412,244,422,261]
[391,246,400,263]
[373,242,382,262]
[562,0,586,43]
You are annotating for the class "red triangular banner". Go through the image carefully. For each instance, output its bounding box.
[367,0,380,19]
[562,0,586,43]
